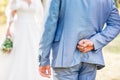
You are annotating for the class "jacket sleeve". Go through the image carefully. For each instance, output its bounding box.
[90,0,120,50]
[39,0,61,66]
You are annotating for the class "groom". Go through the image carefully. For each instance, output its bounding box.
[39,0,120,80]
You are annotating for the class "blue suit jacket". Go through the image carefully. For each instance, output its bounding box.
[39,0,120,69]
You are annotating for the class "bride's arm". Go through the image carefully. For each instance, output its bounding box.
[6,10,16,37]
[5,0,18,37]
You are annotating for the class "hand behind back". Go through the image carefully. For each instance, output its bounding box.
[77,39,94,53]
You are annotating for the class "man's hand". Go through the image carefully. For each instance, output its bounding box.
[39,65,51,78]
[77,39,94,53]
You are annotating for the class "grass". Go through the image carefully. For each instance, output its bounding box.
[103,34,120,54]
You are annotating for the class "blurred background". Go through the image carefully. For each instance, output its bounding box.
[0,0,120,80]
[0,0,8,25]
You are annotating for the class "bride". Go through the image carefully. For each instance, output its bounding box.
[0,0,43,80]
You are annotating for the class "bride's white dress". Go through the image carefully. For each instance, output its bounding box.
[0,0,43,80]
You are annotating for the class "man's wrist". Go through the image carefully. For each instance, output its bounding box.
[39,59,50,67]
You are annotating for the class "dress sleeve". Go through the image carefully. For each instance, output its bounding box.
[5,0,20,23]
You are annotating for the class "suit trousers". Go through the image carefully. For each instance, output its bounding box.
[52,62,97,80]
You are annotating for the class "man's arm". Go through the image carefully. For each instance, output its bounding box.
[39,0,61,78]
[77,0,120,52]
[39,0,61,69]
[89,0,120,50]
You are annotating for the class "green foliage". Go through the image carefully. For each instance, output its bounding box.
[1,37,13,54]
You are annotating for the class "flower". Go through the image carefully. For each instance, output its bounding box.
[0,37,13,54]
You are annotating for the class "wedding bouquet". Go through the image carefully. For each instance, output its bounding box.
[0,37,13,54]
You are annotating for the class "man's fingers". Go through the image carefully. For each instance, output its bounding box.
[77,45,85,52]
[78,39,89,47]
[39,69,51,78]
[78,40,85,45]
[39,66,51,78]
[40,72,50,78]
[78,39,94,48]
[39,71,48,78]
[48,67,51,75]
[77,45,87,53]
[77,45,94,53]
